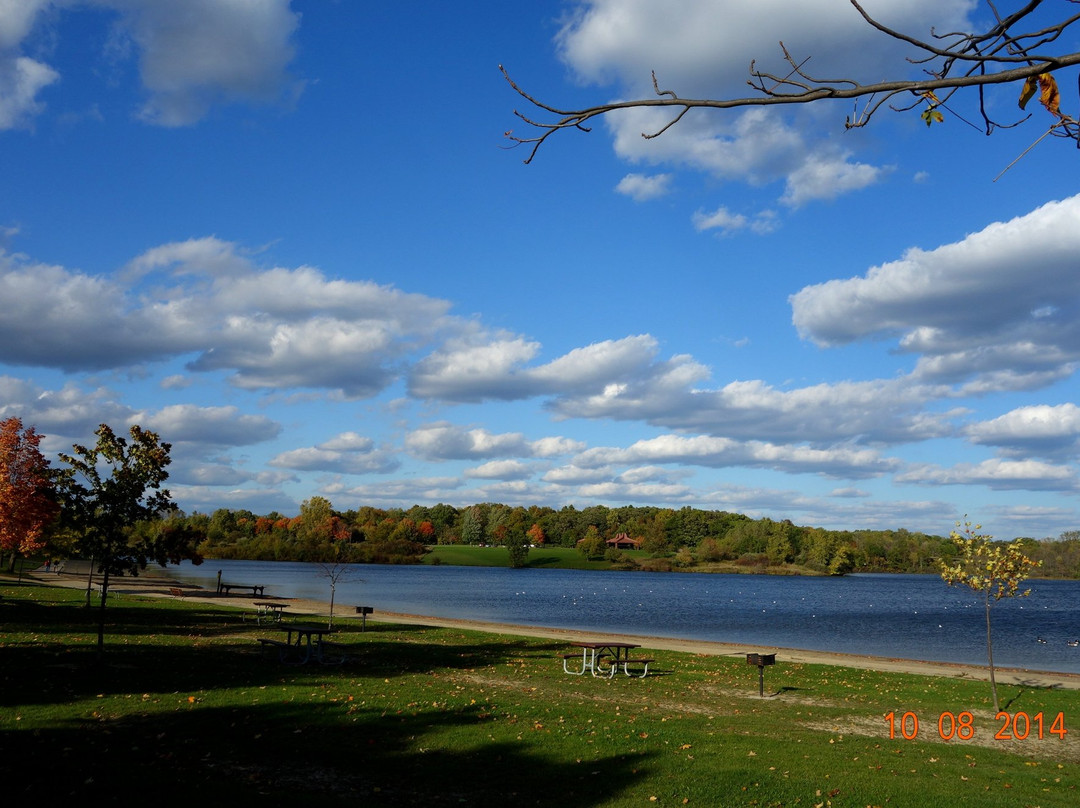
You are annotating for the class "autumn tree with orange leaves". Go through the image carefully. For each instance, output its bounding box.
[0,417,57,573]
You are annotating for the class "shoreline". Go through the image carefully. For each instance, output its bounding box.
[21,566,1080,690]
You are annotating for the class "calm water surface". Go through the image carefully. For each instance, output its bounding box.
[165,561,1080,674]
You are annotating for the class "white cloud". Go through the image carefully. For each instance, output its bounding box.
[693,206,777,236]
[554,1,969,206]
[465,460,535,481]
[615,172,672,200]
[780,152,891,207]
[790,195,1080,388]
[134,404,280,446]
[965,403,1080,459]
[0,55,59,129]
[105,0,302,126]
[410,333,686,403]
[0,1,300,129]
[0,238,455,397]
[541,464,612,484]
[552,369,954,447]
[405,422,582,462]
[558,1,971,94]
[269,432,399,475]
[409,333,541,401]
[530,436,587,457]
[573,433,901,479]
[897,458,1079,492]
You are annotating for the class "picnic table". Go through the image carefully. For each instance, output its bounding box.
[249,602,288,624]
[561,641,653,678]
[258,624,345,665]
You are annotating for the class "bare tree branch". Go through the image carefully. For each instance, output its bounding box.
[502,0,1080,163]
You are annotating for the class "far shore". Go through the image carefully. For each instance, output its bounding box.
[20,563,1080,691]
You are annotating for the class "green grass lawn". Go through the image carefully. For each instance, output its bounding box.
[1,578,1076,806]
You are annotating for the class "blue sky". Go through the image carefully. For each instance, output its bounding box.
[1,1,1078,540]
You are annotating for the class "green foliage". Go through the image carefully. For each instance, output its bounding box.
[56,424,181,579]
[577,525,605,559]
[54,423,204,651]
[505,531,530,569]
[109,496,1080,580]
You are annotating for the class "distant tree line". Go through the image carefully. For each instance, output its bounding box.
[164,498,1080,579]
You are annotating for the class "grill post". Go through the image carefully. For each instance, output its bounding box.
[746,652,776,697]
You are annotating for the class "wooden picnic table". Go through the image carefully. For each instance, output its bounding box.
[561,641,653,678]
[256,624,346,666]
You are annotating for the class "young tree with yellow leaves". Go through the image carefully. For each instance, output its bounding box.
[939,518,1041,712]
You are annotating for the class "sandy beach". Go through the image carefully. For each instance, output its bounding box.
[27,564,1080,691]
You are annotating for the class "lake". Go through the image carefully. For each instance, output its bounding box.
[165,560,1080,675]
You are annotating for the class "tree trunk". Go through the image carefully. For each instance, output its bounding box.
[96,568,110,655]
[85,557,95,608]
[985,592,999,713]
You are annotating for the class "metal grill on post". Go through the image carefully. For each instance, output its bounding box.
[355,605,373,631]
[746,652,776,697]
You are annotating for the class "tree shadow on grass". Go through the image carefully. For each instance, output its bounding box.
[1,699,657,806]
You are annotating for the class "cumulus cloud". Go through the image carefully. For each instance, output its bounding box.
[0,237,455,398]
[134,404,281,446]
[0,377,134,443]
[965,403,1080,459]
[553,1,968,206]
[465,460,535,481]
[269,432,399,475]
[405,422,581,462]
[0,1,301,128]
[551,368,954,447]
[409,333,685,403]
[572,433,901,479]
[615,172,672,200]
[0,1,57,128]
[790,195,1080,388]
[115,0,302,126]
[897,458,1079,492]
[693,205,777,236]
[0,55,59,129]
[557,0,970,94]
[780,151,892,207]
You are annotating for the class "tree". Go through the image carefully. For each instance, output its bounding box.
[577,525,605,559]
[939,518,1041,712]
[56,424,202,652]
[0,417,57,573]
[503,1,1079,162]
[317,559,357,630]
[297,496,334,543]
[505,527,531,569]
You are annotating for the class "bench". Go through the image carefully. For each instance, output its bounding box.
[169,587,184,598]
[256,637,296,664]
[619,658,654,678]
[218,583,265,597]
[560,653,584,675]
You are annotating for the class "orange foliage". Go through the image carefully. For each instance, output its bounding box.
[0,417,57,561]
